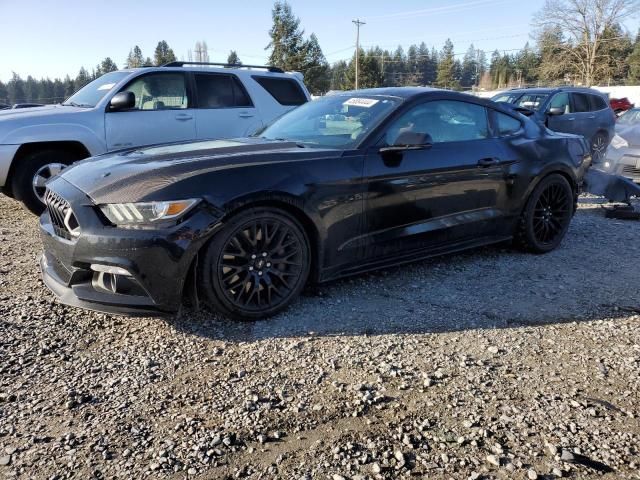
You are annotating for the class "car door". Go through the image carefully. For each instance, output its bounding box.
[105,72,196,150]
[546,92,580,135]
[193,73,262,139]
[570,92,595,141]
[363,99,511,260]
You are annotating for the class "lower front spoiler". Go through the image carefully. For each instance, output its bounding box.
[39,254,176,318]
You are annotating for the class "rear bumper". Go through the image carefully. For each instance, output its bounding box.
[0,144,19,188]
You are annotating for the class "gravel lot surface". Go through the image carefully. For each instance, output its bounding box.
[1,193,639,480]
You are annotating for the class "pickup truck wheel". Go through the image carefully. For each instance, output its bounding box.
[12,150,73,215]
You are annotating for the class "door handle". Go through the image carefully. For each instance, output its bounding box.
[239,112,255,118]
[477,157,500,167]
[587,115,596,119]
[175,113,193,121]
[566,117,576,121]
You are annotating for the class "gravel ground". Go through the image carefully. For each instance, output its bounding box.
[1,193,639,480]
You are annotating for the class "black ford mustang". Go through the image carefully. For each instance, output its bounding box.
[39,88,591,319]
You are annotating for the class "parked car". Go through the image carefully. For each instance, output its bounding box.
[602,120,640,184]
[12,103,45,109]
[39,88,591,320]
[610,97,634,116]
[0,104,10,110]
[492,87,615,162]
[616,107,640,130]
[0,62,310,214]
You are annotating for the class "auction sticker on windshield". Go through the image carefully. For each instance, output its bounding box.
[343,98,379,108]
[98,83,116,91]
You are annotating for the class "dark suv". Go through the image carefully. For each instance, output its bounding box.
[492,87,615,161]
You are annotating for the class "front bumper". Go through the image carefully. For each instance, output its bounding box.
[602,147,640,183]
[39,177,221,316]
[0,144,20,188]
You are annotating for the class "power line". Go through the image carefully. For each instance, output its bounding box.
[363,0,510,21]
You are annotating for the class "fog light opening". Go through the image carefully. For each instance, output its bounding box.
[90,264,131,276]
[92,271,118,294]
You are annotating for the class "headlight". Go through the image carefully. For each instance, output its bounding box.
[610,134,629,149]
[99,199,200,226]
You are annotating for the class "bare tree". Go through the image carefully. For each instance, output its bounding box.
[533,0,639,85]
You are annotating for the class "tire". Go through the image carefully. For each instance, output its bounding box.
[515,174,574,254]
[590,132,608,163]
[12,150,74,215]
[198,207,311,320]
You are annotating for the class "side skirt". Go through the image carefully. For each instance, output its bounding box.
[318,235,513,283]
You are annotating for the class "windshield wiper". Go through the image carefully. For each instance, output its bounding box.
[62,101,92,108]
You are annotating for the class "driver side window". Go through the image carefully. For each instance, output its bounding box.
[121,73,189,110]
[385,100,489,145]
[549,93,572,114]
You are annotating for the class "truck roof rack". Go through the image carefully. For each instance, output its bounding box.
[162,61,284,73]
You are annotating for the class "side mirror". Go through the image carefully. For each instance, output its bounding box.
[109,91,135,111]
[380,131,433,153]
[547,107,565,116]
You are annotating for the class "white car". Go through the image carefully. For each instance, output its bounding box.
[0,62,310,213]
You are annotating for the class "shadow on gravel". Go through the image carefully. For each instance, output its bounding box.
[166,200,640,342]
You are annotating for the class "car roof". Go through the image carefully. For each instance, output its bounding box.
[504,86,606,95]
[333,87,441,99]
[118,66,297,78]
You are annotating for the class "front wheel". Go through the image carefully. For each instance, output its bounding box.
[198,208,311,320]
[591,132,608,163]
[12,150,73,215]
[515,174,574,253]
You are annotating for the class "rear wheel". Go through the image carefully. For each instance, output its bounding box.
[515,174,574,253]
[12,150,74,214]
[198,208,310,320]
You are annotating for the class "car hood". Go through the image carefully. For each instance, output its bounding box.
[616,124,640,146]
[0,104,87,119]
[59,138,342,204]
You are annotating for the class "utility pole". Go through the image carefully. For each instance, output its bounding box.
[352,19,366,89]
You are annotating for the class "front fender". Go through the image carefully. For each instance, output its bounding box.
[1,123,106,156]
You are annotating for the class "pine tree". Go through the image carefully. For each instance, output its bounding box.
[460,44,478,88]
[100,57,118,73]
[126,46,145,68]
[0,81,8,104]
[436,39,457,89]
[25,75,39,103]
[628,30,640,82]
[330,60,349,90]
[154,41,177,66]
[75,68,91,90]
[7,72,26,104]
[227,50,241,65]
[301,34,330,94]
[266,1,306,71]
[64,75,75,97]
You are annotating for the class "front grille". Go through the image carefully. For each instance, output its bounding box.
[45,190,80,240]
[621,164,640,182]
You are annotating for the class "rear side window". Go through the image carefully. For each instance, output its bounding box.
[252,76,307,106]
[589,94,608,111]
[495,112,522,136]
[195,73,253,108]
[572,93,590,112]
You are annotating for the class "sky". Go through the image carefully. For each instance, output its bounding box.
[1,0,638,83]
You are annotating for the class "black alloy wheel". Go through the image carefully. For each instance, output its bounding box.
[591,132,607,163]
[515,174,574,253]
[199,208,310,320]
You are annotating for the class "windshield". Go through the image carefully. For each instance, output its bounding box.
[63,71,130,108]
[618,108,640,125]
[258,95,401,148]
